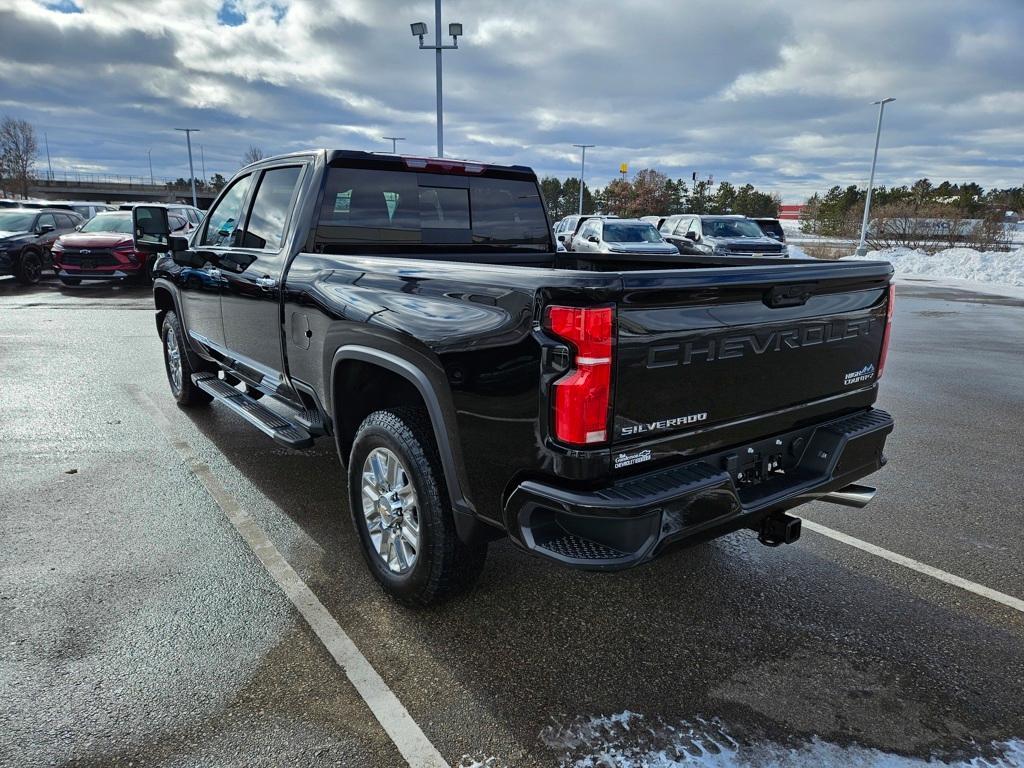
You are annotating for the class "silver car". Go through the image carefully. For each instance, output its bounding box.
[571,218,680,256]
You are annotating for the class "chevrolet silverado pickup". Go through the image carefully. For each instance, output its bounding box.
[134,150,895,605]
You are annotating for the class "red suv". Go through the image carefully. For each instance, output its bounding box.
[52,209,189,284]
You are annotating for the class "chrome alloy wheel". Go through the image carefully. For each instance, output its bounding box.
[361,447,420,573]
[164,327,183,394]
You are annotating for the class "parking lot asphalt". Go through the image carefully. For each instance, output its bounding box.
[2,275,1023,768]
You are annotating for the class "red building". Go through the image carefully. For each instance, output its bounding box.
[778,204,805,220]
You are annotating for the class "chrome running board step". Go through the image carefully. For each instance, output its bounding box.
[192,373,313,449]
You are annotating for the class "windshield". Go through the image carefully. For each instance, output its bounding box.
[603,223,663,243]
[80,213,133,233]
[703,218,765,238]
[0,212,35,231]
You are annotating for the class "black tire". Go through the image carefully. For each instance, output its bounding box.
[349,408,487,605]
[16,249,43,285]
[59,277,81,286]
[161,311,213,407]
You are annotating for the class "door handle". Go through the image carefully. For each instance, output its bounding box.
[205,267,222,279]
[255,275,277,290]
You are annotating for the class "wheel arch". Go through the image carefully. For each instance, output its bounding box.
[330,345,487,542]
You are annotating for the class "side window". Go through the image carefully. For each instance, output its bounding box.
[201,174,253,247]
[689,218,701,236]
[240,166,303,250]
[56,213,75,228]
[661,216,678,234]
[37,213,56,230]
[673,217,690,235]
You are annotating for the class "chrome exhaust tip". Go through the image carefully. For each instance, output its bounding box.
[821,483,877,509]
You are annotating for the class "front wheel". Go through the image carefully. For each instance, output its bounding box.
[349,408,487,605]
[161,311,213,407]
[16,250,43,285]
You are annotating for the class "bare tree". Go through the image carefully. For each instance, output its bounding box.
[0,116,39,198]
[241,145,264,166]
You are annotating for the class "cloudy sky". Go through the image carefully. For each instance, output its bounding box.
[1,0,1020,201]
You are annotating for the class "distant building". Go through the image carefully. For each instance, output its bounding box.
[778,204,805,220]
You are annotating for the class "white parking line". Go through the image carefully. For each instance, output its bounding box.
[128,387,450,768]
[801,518,1024,614]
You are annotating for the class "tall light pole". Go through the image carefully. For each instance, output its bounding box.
[200,144,207,184]
[573,144,595,215]
[147,148,154,185]
[856,97,895,256]
[410,2,463,158]
[44,133,54,182]
[382,136,406,153]
[175,128,200,207]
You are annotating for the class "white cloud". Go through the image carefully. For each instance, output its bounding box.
[0,0,1019,201]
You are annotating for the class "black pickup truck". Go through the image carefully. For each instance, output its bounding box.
[134,150,895,605]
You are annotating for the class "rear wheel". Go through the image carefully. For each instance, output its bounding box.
[16,250,43,285]
[349,408,487,605]
[161,311,213,407]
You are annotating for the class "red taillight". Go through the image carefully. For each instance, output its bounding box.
[877,283,895,378]
[546,305,614,446]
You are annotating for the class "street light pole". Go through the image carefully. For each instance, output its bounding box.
[382,136,406,153]
[175,128,200,207]
[200,144,207,184]
[147,148,154,185]
[573,144,595,215]
[411,3,462,158]
[856,97,895,256]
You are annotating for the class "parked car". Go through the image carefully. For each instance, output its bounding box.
[553,213,618,250]
[661,214,788,257]
[570,217,680,256]
[52,209,189,284]
[751,217,786,243]
[134,149,894,606]
[0,207,84,284]
[640,215,669,230]
[49,200,118,220]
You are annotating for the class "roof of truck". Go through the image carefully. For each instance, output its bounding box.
[241,149,536,179]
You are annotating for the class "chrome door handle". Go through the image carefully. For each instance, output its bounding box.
[255,275,277,290]
[205,267,222,278]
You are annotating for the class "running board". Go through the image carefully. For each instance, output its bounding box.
[192,373,313,449]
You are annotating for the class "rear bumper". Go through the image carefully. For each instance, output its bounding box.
[505,408,894,569]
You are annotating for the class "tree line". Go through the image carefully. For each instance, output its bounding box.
[801,179,1022,250]
[540,169,781,220]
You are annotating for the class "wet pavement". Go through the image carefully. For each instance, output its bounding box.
[1,275,1022,767]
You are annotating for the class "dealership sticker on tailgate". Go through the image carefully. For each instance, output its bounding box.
[615,449,653,469]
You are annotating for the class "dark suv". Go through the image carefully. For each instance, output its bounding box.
[660,214,788,257]
[0,207,84,283]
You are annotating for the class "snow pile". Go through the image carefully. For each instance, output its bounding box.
[537,711,1024,768]
[848,246,1024,287]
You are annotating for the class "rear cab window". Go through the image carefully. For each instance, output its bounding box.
[314,163,551,257]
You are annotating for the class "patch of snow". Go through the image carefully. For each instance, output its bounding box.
[786,243,811,259]
[847,246,1024,287]
[538,712,1024,768]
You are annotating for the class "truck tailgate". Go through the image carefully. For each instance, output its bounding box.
[613,260,893,445]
